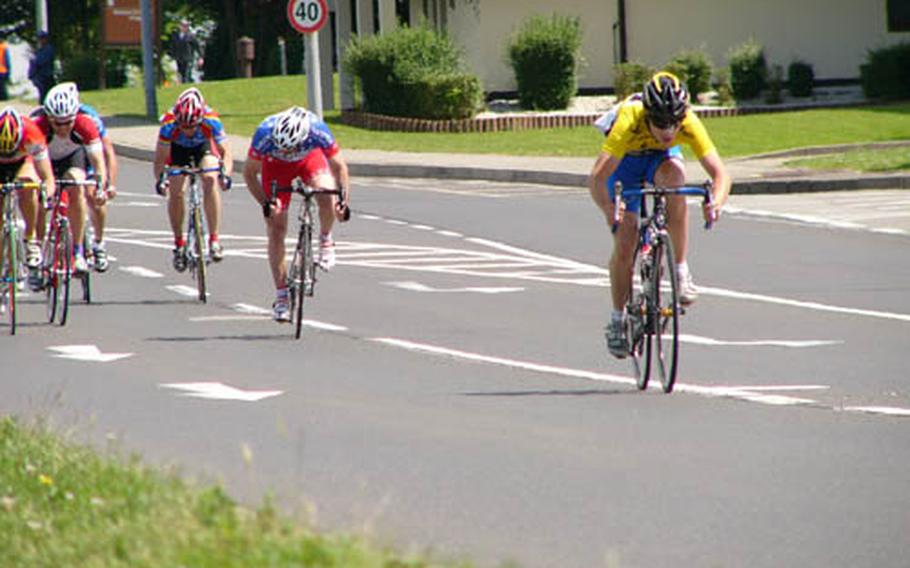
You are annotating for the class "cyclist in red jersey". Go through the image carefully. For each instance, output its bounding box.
[0,106,55,279]
[33,83,108,274]
[153,88,233,271]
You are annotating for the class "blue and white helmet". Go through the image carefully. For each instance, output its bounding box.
[44,82,81,120]
[271,106,311,150]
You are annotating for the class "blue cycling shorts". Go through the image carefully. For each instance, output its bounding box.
[607,146,683,214]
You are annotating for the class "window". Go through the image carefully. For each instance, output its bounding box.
[887,0,910,31]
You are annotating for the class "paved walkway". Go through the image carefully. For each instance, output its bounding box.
[7,100,910,193]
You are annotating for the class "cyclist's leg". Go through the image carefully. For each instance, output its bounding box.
[198,151,222,241]
[651,147,687,264]
[607,156,647,312]
[301,150,339,267]
[261,159,294,291]
[14,159,41,245]
[60,162,89,265]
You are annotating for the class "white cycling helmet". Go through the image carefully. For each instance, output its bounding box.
[271,106,311,150]
[44,82,81,120]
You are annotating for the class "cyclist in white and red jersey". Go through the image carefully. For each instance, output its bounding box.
[0,106,55,277]
[242,106,351,322]
[588,72,731,358]
[33,82,108,274]
[153,88,233,272]
[31,82,117,272]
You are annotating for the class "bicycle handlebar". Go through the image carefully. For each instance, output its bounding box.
[611,181,715,233]
[0,180,44,194]
[164,166,223,178]
[267,179,350,221]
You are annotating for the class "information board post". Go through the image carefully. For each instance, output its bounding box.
[287,0,329,118]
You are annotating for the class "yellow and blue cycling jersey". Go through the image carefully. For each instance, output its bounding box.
[601,96,715,160]
[157,107,227,148]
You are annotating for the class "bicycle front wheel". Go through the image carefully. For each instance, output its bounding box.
[653,235,680,393]
[49,222,72,327]
[2,227,17,335]
[294,224,313,340]
[81,232,92,304]
[629,247,652,390]
[191,207,207,303]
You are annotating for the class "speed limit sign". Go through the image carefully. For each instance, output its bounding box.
[287,0,328,34]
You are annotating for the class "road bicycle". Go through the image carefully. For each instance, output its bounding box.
[611,181,714,393]
[0,180,38,335]
[269,178,348,339]
[161,166,226,303]
[52,178,104,308]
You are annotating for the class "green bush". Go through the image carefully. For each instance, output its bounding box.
[860,42,910,99]
[613,61,654,100]
[507,14,583,110]
[765,64,784,104]
[665,48,713,101]
[60,52,130,91]
[342,25,483,119]
[727,39,767,100]
[787,60,814,97]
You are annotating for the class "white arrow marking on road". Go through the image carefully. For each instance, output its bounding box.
[119,266,164,278]
[386,281,525,294]
[677,334,843,348]
[159,382,283,402]
[48,345,134,363]
[842,406,910,417]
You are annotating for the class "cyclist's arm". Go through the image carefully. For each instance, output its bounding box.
[86,144,107,189]
[102,135,118,193]
[153,141,170,180]
[327,151,350,201]
[697,150,731,215]
[35,155,55,199]
[215,138,233,177]
[588,152,621,220]
[242,157,267,206]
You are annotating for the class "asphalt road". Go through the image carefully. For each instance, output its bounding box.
[3,157,910,568]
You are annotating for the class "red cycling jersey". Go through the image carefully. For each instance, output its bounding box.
[33,113,102,162]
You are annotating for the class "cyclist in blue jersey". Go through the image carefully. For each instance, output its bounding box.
[242,106,350,322]
[153,88,233,272]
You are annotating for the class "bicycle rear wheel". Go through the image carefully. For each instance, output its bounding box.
[191,207,207,303]
[653,235,680,393]
[81,232,91,304]
[2,227,17,335]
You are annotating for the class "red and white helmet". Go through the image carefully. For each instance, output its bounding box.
[44,82,81,120]
[174,87,205,127]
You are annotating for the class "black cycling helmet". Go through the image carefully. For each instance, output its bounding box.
[642,71,689,127]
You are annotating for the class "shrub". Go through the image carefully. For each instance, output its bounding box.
[665,48,713,101]
[713,68,735,106]
[342,25,483,119]
[60,52,130,90]
[507,14,583,110]
[727,39,767,100]
[613,61,654,100]
[787,60,814,97]
[765,64,784,104]
[860,42,910,99]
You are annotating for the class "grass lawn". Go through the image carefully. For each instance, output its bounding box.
[0,417,467,567]
[78,76,910,161]
[784,146,910,172]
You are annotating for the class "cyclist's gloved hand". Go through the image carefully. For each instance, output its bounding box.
[155,174,169,197]
[220,174,232,191]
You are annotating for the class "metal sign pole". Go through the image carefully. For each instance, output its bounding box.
[140,0,157,120]
[305,32,323,118]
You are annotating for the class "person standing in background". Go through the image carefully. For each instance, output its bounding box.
[28,31,54,103]
[0,32,11,101]
[170,19,203,84]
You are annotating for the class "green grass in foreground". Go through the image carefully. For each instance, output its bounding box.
[77,75,910,158]
[0,417,468,568]
[783,146,910,173]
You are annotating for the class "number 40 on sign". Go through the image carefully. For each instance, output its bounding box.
[287,0,328,34]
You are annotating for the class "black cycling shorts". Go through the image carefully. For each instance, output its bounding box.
[51,147,88,178]
[170,143,214,168]
[0,159,26,183]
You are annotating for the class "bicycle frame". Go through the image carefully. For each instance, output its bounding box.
[270,178,346,339]
[612,181,713,392]
[166,166,221,303]
[55,178,100,304]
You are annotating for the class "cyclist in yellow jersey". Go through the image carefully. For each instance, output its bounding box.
[588,72,731,358]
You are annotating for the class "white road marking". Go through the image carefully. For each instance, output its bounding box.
[385,281,525,294]
[370,337,828,407]
[232,303,271,315]
[119,266,164,278]
[189,315,268,322]
[159,382,283,402]
[118,202,160,208]
[48,345,133,363]
[677,334,843,348]
[842,406,910,417]
[166,285,203,298]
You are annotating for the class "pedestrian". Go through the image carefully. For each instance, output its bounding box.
[28,31,54,103]
[0,32,11,101]
[170,19,203,84]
